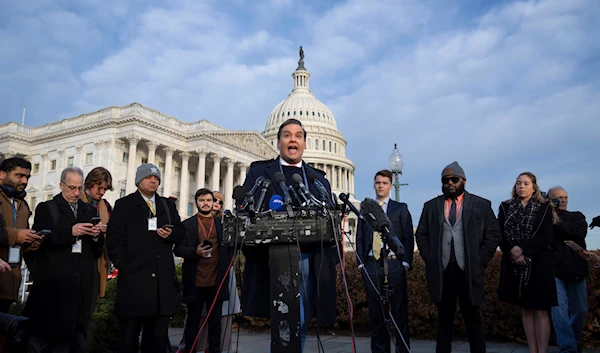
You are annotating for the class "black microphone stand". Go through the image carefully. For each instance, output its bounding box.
[378,228,394,353]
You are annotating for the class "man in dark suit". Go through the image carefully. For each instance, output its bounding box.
[241,119,338,352]
[107,163,182,353]
[24,167,104,353]
[415,162,501,353]
[174,188,232,353]
[356,169,414,353]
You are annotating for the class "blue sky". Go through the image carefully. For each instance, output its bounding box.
[2,0,600,248]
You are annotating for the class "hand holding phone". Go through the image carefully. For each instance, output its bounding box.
[36,230,52,238]
[90,217,101,225]
[162,224,174,230]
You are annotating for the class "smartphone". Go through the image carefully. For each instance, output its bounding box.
[564,240,587,258]
[90,217,101,225]
[202,239,213,248]
[162,224,174,230]
[36,229,52,237]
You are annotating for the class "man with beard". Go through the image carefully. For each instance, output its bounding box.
[0,157,41,312]
[415,162,501,353]
[174,188,232,353]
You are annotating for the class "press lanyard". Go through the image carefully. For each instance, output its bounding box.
[198,216,215,242]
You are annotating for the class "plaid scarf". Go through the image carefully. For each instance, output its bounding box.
[503,196,541,298]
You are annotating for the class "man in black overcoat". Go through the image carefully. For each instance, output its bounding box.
[107,163,182,353]
[415,162,501,353]
[241,119,338,352]
[356,169,414,353]
[24,167,104,353]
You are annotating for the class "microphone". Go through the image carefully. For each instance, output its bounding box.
[360,198,404,256]
[241,176,265,210]
[268,195,284,212]
[307,170,333,208]
[291,173,312,206]
[232,185,246,205]
[339,193,365,221]
[255,179,271,212]
[273,172,295,217]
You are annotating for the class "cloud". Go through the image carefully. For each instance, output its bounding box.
[1,0,599,247]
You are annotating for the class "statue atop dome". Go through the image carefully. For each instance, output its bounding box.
[297,45,306,71]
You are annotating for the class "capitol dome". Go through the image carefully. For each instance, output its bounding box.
[263,50,355,198]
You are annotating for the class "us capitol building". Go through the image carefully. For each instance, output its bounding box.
[0,52,358,241]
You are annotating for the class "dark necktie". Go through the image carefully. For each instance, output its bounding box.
[449,199,457,227]
[69,203,78,217]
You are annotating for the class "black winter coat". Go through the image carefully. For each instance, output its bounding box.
[106,191,182,318]
[240,158,338,324]
[24,195,104,338]
[551,210,589,281]
[498,201,558,309]
[174,215,233,303]
[415,192,501,306]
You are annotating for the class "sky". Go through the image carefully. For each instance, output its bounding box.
[1,0,600,247]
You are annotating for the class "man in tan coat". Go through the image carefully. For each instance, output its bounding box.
[0,157,41,312]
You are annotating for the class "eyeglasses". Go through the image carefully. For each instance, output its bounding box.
[62,183,83,192]
[442,176,460,184]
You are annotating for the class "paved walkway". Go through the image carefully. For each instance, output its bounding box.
[167,328,600,353]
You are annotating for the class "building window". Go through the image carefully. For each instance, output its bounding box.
[300,111,302,115]
[159,162,165,173]
[287,112,290,116]
[30,197,37,210]
[120,189,126,198]
[85,153,93,165]
[322,140,325,150]
[50,160,57,171]
[329,141,332,152]
[307,138,312,149]
[33,163,40,174]
[293,111,296,116]
[67,156,75,167]
[175,167,181,178]
[142,157,148,164]
[281,112,284,117]
[189,171,196,182]
[315,139,319,150]
[318,112,320,117]
[122,152,129,164]
[188,202,194,215]
[46,194,53,201]
[312,112,315,116]
[335,143,337,153]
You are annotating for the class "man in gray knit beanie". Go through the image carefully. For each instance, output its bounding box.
[135,163,161,186]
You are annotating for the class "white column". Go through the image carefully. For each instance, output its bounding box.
[224,158,234,210]
[196,149,207,191]
[146,141,158,165]
[75,144,83,167]
[94,141,103,166]
[57,149,65,171]
[238,163,247,186]
[40,153,48,190]
[163,147,175,197]
[178,152,190,217]
[125,135,140,194]
[211,154,221,192]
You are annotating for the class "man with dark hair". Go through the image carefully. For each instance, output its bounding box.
[75,166,114,353]
[107,163,182,353]
[415,162,501,353]
[0,157,41,313]
[241,118,338,352]
[174,188,232,353]
[356,169,414,353]
[547,186,589,353]
[24,167,104,353]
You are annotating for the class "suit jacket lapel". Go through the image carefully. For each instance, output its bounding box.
[155,196,167,219]
[133,191,152,215]
[436,196,445,229]
[55,196,77,224]
[462,191,473,227]
[265,159,283,195]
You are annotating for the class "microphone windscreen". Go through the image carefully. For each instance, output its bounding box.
[360,198,391,231]
[339,193,349,202]
[269,194,284,211]
[292,173,303,184]
[306,169,319,181]
[274,172,286,184]
[232,185,247,202]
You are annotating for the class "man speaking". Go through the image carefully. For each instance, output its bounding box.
[241,119,337,352]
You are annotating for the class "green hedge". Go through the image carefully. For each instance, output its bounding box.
[9,250,600,352]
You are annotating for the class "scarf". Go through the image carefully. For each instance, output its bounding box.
[503,196,541,298]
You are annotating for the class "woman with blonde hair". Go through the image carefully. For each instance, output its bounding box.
[212,191,224,218]
[498,172,557,353]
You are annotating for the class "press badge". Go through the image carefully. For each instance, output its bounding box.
[148,217,158,231]
[72,239,82,254]
[8,246,20,265]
